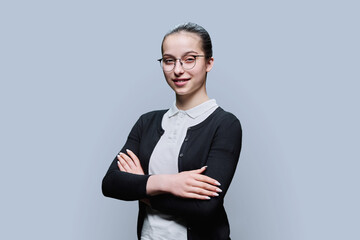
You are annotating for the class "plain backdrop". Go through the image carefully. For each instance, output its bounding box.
[1,0,359,239]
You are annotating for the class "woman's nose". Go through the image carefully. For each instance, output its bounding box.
[173,59,185,75]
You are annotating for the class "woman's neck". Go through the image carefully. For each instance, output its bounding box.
[175,92,210,110]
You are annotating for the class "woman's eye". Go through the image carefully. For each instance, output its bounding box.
[164,59,175,64]
[184,56,196,63]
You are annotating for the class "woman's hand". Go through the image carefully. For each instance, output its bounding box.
[168,167,222,200]
[147,167,222,200]
[116,150,151,205]
[117,149,144,175]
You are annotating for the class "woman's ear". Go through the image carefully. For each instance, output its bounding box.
[206,57,214,72]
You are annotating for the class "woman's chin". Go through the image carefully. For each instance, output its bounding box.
[174,89,190,96]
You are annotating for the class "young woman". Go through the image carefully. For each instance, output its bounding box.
[102,22,242,240]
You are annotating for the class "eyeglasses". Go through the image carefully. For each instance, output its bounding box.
[157,55,205,72]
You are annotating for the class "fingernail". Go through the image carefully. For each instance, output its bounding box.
[202,166,208,169]
[205,196,211,200]
[216,188,222,192]
[213,193,219,197]
[215,181,221,186]
[117,161,120,165]
[126,149,130,152]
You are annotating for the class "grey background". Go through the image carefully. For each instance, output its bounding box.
[1,0,359,239]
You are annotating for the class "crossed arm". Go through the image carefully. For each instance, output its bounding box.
[117,149,222,201]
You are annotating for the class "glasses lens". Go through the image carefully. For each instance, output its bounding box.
[182,56,196,70]
[162,58,175,72]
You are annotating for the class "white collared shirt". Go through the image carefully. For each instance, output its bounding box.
[141,99,219,240]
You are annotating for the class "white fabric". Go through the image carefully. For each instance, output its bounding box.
[141,99,218,240]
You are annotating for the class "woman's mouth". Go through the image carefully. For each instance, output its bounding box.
[173,78,190,87]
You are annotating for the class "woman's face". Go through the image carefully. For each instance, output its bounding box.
[161,32,214,98]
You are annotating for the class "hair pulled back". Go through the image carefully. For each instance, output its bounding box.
[161,22,213,59]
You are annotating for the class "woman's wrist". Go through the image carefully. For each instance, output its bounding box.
[146,174,171,196]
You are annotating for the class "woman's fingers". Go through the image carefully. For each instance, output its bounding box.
[184,192,212,200]
[186,172,222,197]
[125,149,145,174]
[126,149,141,167]
[117,150,144,175]
[117,159,125,171]
[190,166,207,174]
[117,154,131,172]
[119,152,136,168]
[187,185,219,197]
[179,185,218,200]
[190,180,222,193]
[190,167,221,186]
[194,174,221,186]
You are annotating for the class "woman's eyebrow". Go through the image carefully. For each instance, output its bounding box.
[162,51,199,57]
[183,51,199,55]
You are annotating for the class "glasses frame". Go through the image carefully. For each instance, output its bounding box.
[157,55,206,72]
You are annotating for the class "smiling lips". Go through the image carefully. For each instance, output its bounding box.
[173,78,190,87]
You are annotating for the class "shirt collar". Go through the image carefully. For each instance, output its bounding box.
[168,99,218,119]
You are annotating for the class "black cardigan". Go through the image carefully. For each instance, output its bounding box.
[102,107,242,240]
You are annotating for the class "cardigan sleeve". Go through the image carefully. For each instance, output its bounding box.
[149,114,242,219]
[102,115,151,201]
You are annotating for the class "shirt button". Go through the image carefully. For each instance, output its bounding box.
[184,137,189,142]
[179,153,184,157]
